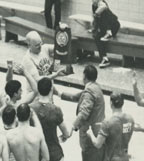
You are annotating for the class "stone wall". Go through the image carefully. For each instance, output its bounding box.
[1,0,144,23]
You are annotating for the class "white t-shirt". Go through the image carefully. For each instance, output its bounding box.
[22,44,54,81]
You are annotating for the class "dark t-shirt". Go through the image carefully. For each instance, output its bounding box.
[99,113,134,161]
[31,101,64,161]
[92,1,118,33]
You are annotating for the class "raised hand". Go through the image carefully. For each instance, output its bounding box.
[132,70,137,85]
[7,60,13,69]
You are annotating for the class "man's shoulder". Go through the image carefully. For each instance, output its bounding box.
[0,133,7,143]
[27,126,41,136]
[84,82,103,98]
[31,101,62,113]
[6,128,19,140]
[106,113,134,127]
[121,113,134,124]
[22,50,31,63]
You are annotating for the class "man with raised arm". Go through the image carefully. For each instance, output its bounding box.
[87,91,144,161]
[4,64,37,108]
[132,71,144,107]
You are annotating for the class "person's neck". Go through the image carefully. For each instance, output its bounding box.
[18,120,29,127]
[39,95,50,104]
[29,49,39,55]
[85,81,95,86]
[113,108,122,116]
[11,97,17,104]
[4,123,16,130]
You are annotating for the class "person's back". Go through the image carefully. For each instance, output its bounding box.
[99,111,134,161]
[87,91,134,161]
[7,126,43,161]
[7,103,49,161]
[31,101,64,161]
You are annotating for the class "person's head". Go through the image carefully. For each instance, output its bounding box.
[5,80,22,100]
[110,91,124,110]
[2,105,16,126]
[26,31,42,54]
[17,103,31,122]
[92,0,101,6]
[38,77,52,96]
[83,65,98,84]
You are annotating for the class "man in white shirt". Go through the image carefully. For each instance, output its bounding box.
[22,31,64,103]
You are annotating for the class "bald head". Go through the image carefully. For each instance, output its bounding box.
[26,31,42,45]
[26,31,42,54]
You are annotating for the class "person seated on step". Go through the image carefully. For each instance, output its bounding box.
[92,0,120,68]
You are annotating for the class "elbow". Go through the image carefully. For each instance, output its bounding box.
[136,100,144,107]
[93,142,102,149]
[65,131,70,138]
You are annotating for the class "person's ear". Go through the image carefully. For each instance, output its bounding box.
[13,92,18,98]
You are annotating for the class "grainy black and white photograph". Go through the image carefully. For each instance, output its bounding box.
[0,0,144,161]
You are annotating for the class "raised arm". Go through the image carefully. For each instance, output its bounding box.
[15,64,38,104]
[132,71,144,107]
[6,60,13,82]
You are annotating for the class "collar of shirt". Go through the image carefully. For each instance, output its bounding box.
[85,81,94,89]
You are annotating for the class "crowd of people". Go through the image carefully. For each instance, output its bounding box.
[0,0,143,161]
[0,31,144,161]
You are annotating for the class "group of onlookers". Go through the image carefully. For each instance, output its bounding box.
[0,27,144,161]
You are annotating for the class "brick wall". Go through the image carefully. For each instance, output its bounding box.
[1,0,144,24]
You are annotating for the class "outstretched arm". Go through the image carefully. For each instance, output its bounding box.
[59,121,70,142]
[132,71,144,107]
[134,123,144,132]
[47,68,65,80]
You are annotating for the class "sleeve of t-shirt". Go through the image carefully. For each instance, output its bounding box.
[98,120,109,138]
[56,107,64,125]
[42,44,54,57]
[22,55,39,81]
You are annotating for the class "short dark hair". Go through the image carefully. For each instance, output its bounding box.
[83,65,98,81]
[2,105,16,125]
[110,91,124,108]
[17,103,31,122]
[5,80,21,98]
[38,77,52,96]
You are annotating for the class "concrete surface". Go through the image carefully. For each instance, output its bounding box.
[1,28,144,100]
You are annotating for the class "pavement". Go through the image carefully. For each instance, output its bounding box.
[1,28,144,100]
